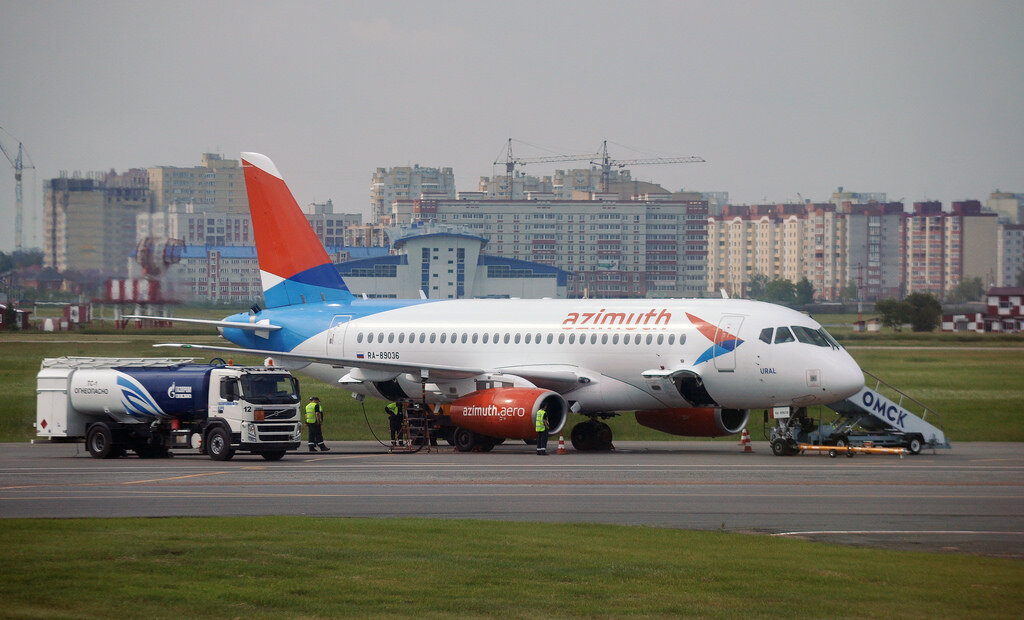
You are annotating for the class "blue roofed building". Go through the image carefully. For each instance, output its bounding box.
[337,223,571,299]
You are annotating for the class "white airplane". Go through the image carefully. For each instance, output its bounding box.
[142,152,865,451]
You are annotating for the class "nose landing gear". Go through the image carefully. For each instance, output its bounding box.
[570,417,614,451]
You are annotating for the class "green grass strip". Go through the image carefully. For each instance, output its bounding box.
[1,517,1022,618]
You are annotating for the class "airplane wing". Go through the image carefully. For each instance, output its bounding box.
[154,342,486,380]
[492,364,592,391]
[123,315,283,332]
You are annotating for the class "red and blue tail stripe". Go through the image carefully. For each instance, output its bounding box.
[241,152,353,308]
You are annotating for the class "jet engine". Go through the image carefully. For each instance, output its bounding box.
[634,407,749,437]
[447,388,568,440]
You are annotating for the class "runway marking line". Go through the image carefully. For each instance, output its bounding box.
[119,472,229,485]
[773,530,1024,537]
[301,454,381,462]
[0,471,229,490]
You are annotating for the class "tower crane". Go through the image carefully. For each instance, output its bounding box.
[591,140,704,193]
[0,127,36,252]
[493,138,600,198]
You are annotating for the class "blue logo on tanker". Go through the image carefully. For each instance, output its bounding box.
[116,374,165,418]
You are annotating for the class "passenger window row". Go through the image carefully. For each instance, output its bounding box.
[354,330,686,347]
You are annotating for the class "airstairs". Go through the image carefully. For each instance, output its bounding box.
[827,370,950,450]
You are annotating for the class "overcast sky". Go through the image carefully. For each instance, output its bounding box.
[2,0,1022,252]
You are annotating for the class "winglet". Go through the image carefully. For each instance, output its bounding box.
[241,152,353,307]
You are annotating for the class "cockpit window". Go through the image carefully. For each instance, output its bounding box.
[759,327,773,344]
[818,327,842,349]
[774,326,795,343]
[791,325,831,347]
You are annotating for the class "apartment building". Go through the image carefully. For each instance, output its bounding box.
[43,170,150,276]
[904,201,997,297]
[997,224,1024,287]
[370,165,456,223]
[842,202,904,299]
[147,153,247,213]
[137,201,363,249]
[478,174,553,199]
[392,195,708,298]
[986,191,1024,224]
[708,203,838,299]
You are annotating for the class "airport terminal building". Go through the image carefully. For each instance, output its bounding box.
[337,223,570,299]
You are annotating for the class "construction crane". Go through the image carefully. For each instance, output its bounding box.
[494,138,600,198]
[0,126,36,252]
[591,140,704,193]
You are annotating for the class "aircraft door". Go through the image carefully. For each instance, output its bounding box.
[326,315,352,356]
[713,315,744,372]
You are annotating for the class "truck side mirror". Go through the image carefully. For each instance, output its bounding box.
[220,378,239,402]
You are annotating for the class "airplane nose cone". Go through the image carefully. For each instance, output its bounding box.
[830,354,865,401]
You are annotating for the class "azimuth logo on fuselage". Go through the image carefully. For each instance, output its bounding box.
[687,312,744,365]
[561,308,672,330]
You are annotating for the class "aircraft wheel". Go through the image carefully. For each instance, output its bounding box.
[475,437,498,453]
[86,423,115,459]
[834,436,847,448]
[770,438,788,457]
[907,435,923,455]
[453,427,476,453]
[570,422,596,451]
[596,422,613,451]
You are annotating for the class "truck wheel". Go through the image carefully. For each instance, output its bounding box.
[86,423,116,459]
[260,451,286,461]
[206,427,235,461]
[770,438,788,457]
[907,436,923,455]
[453,427,476,452]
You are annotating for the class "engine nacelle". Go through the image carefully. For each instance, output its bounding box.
[634,407,749,437]
[448,388,567,440]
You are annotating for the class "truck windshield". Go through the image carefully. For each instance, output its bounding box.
[240,374,300,405]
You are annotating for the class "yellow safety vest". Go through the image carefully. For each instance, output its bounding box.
[386,402,399,415]
[305,402,319,424]
[535,408,547,432]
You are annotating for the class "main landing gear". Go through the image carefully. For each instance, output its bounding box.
[570,417,614,452]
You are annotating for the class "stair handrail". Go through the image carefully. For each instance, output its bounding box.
[862,369,945,434]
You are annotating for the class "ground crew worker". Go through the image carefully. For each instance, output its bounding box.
[386,402,404,446]
[535,407,549,456]
[305,396,329,452]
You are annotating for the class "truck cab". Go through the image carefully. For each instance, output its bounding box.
[205,367,303,460]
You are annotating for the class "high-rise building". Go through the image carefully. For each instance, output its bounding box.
[137,198,363,249]
[43,170,150,276]
[478,174,553,200]
[842,202,904,300]
[903,201,997,297]
[147,153,247,213]
[986,191,1024,224]
[707,203,842,299]
[392,195,708,298]
[997,224,1024,287]
[370,165,456,223]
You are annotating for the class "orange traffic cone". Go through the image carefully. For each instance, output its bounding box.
[739,428,753,453]
[557,434,567,455]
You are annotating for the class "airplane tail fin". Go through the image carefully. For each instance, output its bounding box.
[241,152,353,308]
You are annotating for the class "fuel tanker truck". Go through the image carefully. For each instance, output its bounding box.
[35,357,303,461]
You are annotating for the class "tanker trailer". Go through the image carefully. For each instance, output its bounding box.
[36,357,302,461]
